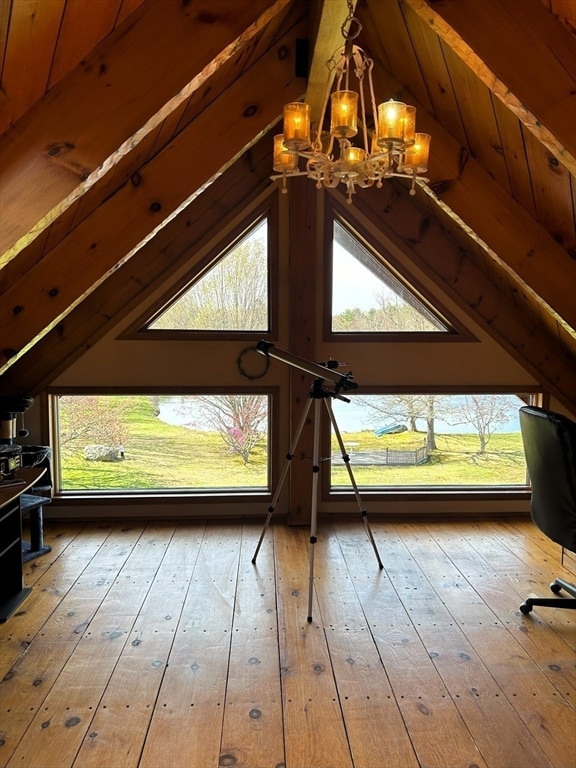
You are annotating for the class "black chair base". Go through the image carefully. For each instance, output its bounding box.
[520,577,576,614]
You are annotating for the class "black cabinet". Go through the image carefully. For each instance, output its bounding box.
[0,468,45,622]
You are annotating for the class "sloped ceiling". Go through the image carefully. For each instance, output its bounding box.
[0,0,575,411]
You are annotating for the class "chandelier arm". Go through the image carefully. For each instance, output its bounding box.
[366,57,379,149]
[334,52,346,89]
[344,45,351,91]
[313,80,332,152]
[312,50,339,153]
[356,175,375,189]
[345,177,356,204]
[357,63,370,156]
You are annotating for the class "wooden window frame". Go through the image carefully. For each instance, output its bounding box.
[323,198,475,344]
[48,386,279,501]
[123,199,279,342]
[320,386,543,502]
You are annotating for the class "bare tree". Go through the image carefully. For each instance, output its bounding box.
[151,222,268,331]
[357,393,447,448]
[332,291,444,332]
[58,395,129,452]
[173,394,268,464]
[444,394,515,453]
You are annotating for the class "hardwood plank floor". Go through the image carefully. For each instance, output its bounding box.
[0,517,574,768]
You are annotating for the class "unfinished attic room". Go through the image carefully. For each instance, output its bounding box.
[1,0,576,766]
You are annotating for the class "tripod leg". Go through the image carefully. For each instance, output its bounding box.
[307,397,322,623]
[325,399,384,569]
[252,397,313,563]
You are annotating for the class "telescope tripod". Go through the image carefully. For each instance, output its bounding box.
[252,377,383,623]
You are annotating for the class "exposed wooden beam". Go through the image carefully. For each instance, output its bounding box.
[0,0,292,266]
[287,180,320,525]
[348,184,576,413]
[404,0,576,175]
[426,118,576,333]
[305,0,357,131]
[0,21,306,375]
[0,138,276,397]
[365,66,576,334]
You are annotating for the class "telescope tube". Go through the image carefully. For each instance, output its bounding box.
[256,340,357,391]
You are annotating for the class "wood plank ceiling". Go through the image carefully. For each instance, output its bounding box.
[0,0,575,411]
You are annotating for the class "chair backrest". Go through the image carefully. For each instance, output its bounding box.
[519,406,576,553]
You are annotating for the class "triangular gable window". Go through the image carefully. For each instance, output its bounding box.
[331,219,453,334]
[147,217,269,332]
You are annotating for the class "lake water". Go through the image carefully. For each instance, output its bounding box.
[331,395,523,434]
[157,394,524,435]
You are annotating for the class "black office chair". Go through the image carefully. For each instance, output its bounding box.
[518,405,576,614]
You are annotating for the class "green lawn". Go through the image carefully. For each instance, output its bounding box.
[331,430,526,486]
[59,396,527,490]
[60,396,267,490]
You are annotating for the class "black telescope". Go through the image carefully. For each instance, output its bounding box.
[252,340,381,623]
[256,340,358,392]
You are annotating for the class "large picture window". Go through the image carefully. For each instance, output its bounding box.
[53,393,270,493]
[330,393,532,489]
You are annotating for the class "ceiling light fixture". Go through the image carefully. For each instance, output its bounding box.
[272,3,431,203]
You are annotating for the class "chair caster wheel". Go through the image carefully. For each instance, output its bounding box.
[519,602,532,615]
[550,582,562,594]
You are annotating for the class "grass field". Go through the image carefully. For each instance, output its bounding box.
[58,395,527,491]
[60,396,268,490]
[331,429,526,486]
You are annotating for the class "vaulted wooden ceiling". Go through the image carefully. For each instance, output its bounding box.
[0,0,575,410]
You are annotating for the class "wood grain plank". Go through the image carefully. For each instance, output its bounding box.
[274,525,353,768]
[219,523,284,768]
[325,627,421,768]
[361,0,433,113]
[47,0,123,86]
[399,0,467,146]
[399,522,575,767]
[0,519,574,768]
[0,0,66,133]
[0,0,292,262]
[469,521,576,641]
[335,523,489,767]
[0,0,12,119]
[441,43,511,193]
[492,97,537,218]
[6,613,141,768]
[72,524,203,768]
[0,524,113,680]
[524,128,576,255]
[288,181,322,525]
[139,523,243,768]
[385,522,554,768]
[428,521,576,702]
[404,0,576,174]
[117,0,146,25]
[314,525,419,768]
[4,524,173,768]
[0,20,305,375]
